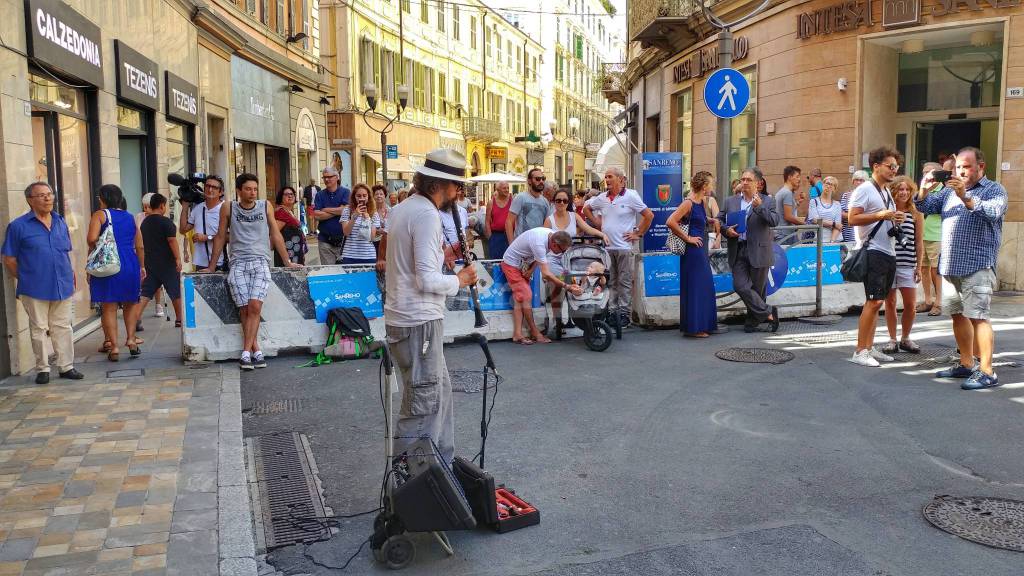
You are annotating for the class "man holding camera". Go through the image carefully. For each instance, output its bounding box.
[915,147,1007,390]
[848,146,904,367]
[313,166,351,265]
[179,175,227,272]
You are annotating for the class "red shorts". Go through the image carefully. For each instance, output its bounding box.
[500,262,532,304]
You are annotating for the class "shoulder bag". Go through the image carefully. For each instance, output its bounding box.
[86,209,121,277]
[667,198,708,256]
[840,182,892,282]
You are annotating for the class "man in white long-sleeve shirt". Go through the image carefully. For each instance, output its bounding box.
[385,148,477,465]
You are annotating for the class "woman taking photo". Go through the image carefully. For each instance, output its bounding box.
[807,176,844,242]
[273,186,305,266]
[881,175,924,355]
[666,171,718,338]
[87,184,144,361]
[339,183,380,265]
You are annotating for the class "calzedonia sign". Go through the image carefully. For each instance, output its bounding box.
[165,72,199,125]
[115,41,159,111]
[24,0,104,88]
[672,37,750,83]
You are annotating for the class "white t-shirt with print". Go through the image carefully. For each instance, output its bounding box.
[587,188,646,250]
[188,201,225,267]
[849,180,895,256]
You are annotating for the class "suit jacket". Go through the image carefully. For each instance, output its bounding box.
[717,192,779,269]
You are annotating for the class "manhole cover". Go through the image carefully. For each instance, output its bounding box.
[923,496,1024,552]
[715,348,794,364]
[797,315,842,325]
[249,433,330,549]
[246,399,306,415]
[449,369,503,394]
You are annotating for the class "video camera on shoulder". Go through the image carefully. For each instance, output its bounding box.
[168,172,207,204]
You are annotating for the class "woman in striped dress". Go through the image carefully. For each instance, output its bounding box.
[881,176,924,355]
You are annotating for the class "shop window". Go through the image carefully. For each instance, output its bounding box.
[675,89,693,185]
[898,44,1002,112]
[166,121,194,182]
[729,67,757,184]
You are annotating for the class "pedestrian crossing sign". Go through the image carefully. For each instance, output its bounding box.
[703,68,750,119]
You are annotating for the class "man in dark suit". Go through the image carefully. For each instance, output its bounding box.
[718,167,781,332]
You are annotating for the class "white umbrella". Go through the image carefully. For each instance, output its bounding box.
[469,171,527,183]
[592,135,628,177]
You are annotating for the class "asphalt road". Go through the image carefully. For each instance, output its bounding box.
[242,296,1024,575]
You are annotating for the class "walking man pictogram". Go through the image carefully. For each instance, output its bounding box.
[717,75,738,112]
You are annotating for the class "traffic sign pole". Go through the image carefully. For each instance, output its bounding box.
[715,29,733,208]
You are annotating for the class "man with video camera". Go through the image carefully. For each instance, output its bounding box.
[915,147,1007,390]
[178,175,227,272]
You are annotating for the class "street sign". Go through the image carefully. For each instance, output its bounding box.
[385,144,398,159]
[703,68,750,119]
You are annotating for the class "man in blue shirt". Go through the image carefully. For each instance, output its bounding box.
[2,182,84,384]
[915,147,1007,390]
[313,166,351,265]
[807,168,823,200]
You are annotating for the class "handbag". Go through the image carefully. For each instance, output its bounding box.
[667,198,708,256]
[86,209,121,277]
[840,182,892,282]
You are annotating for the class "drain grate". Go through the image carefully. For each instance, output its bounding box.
[796,315,843,325]
[715,348,795,364]
[923,496,1024,552]
[449,369,503,394]
[246,399,306,415]
[249,432,330,549]
[106,369,144,378]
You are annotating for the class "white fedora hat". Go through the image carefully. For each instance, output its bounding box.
[415,148,471,183]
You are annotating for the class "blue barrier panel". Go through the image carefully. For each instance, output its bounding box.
[308,270,383,322]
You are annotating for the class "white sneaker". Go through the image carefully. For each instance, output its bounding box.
[155,304,165,317]
[869,347,895,362]
[849,349,880,367]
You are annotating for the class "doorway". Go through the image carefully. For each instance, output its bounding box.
[914,119,999,180]
[119,137,147,214]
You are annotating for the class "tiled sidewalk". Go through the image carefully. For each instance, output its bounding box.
[0,360,253,576]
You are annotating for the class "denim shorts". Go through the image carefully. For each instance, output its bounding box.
[942,268,996,320]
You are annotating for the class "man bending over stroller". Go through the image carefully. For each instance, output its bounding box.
[501,229,580,345]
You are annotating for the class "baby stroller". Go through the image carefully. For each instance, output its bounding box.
[552,237,619,352]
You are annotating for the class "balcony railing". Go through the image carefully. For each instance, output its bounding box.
[628,0,701,48]
[601,63,627,106]
[463,115,502,141]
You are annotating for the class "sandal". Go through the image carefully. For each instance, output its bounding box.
[174,320,182,328]
[685,332,710,338]
[881,340,899,354]
[899,339,921,354]
[98,340,112,353]
[127,343,141,358]
[512,338,534,346]
[915,302,933,313]
[928,307,942,316]
[107,350,119,362]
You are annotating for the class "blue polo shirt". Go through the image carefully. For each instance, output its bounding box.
[314,186,351,239]
[808,181,823,199]
[1,211,75,301]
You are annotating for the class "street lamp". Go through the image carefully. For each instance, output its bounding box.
[362,82,409,189]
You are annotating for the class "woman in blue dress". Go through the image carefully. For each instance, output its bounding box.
[87,184,144,361]
[666,171,718,338]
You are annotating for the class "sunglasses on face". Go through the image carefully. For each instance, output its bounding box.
[205,183,221,190]
[554,198,569,204]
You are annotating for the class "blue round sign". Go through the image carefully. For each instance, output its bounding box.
[766,243,788,296]
[703,68,751,119]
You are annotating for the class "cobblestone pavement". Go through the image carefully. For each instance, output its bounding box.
[0,325,252,576]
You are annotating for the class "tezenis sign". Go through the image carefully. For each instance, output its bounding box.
[796,0,874,39]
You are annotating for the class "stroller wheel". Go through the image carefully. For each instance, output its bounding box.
[382,534,415,569]
[585,320,613,352]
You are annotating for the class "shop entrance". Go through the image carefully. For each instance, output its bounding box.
[914,119,999,180]
[118,137,148,214]
[861,22,1003,179]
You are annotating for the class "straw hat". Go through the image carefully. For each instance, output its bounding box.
[415,148,470,184]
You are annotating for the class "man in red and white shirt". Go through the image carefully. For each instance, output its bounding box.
[583,168,654,327]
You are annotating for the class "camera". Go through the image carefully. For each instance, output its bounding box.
[168,172,207,204]
[889,218,908,248]
[931,169,952,184]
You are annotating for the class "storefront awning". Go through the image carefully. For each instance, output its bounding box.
[362,151,415,174]
[592,135,628,177]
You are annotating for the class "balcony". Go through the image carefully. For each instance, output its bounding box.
[601,63,627,106]
[628,0,701,51]
[463,116,502,142]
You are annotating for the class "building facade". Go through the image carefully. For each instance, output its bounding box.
[495,0,626,190]
[320,0,543,194]
[618,0,1024,290]
[0,0,328,376]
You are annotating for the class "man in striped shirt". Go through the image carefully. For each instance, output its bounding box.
[915,147,1007,390]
